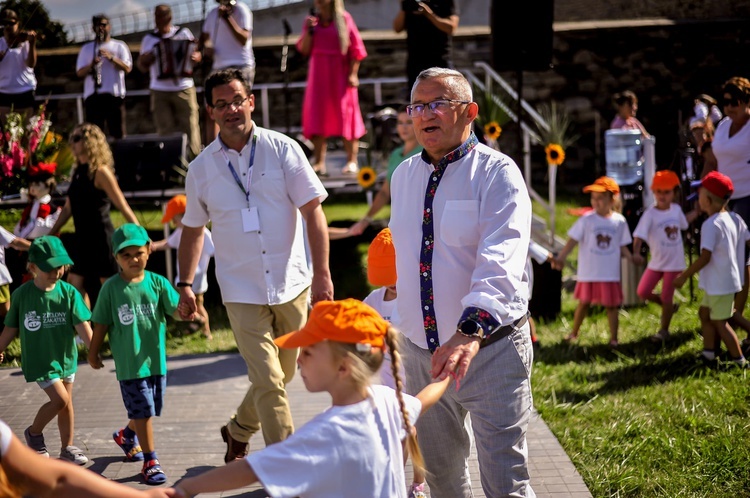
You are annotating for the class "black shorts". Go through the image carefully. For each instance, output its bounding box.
[0,90,36,109]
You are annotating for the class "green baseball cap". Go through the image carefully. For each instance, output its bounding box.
[28,236,74,272]
[112,224,150,254]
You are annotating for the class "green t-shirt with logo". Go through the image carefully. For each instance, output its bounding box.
[5,280,91,383]
[92,271,179,381]
[387,144,423,183]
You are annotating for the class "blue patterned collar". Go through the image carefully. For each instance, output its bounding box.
[420,132,479,170]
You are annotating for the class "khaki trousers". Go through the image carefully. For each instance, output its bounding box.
[150,87,201,159]
[224,288,309,445]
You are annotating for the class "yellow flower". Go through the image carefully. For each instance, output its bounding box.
[484,122,502,141]
[545,143,565,166]
[357,166,377,189]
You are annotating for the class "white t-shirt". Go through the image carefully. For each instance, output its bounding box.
[0,226,15,286]
[0,419,12,458]
[166,226,215,294]
[699,211,741,295]
[140,26,196,92]
[202,2,255,71]
[568,211,632,282]
[632,203,688,272]
[363,287,401,389]
[730,211,750,285]
[76,38,132,99]
[714,118,750,200]
[247,385,421,498]
[0,38,36,94]
[182,125,327,305]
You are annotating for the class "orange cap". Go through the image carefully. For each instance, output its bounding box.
[367,228,397,287]
[161,194,187,224]
[583,176,620,194]
[650,170,680,191]
[274,299,388,350]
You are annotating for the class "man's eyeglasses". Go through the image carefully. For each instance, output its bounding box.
[70,134,83,143]
[95,22,109,27]
[212,97,249,112]
[406,99,471,117]
[721,95,741,107]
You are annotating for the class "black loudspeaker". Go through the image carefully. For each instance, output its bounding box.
[491,0,554,72]
[111,133,188,191]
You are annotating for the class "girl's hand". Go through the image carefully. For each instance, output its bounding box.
[88,353,104,369]
[0,352,4,363]
[306,16,318,30]
[551,257,564,271]
[673,273,686,289]
[632,254,645,266]
[348,74,359,87]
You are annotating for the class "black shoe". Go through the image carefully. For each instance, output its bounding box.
[220,425,248,463]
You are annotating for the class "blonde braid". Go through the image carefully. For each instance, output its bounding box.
[384,326,424,471]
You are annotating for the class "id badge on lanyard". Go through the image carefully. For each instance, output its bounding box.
[222,136,259,233]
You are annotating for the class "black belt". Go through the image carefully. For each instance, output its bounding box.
[480,313,529,349]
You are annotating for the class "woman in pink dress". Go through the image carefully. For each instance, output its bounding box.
[296,0,367,176]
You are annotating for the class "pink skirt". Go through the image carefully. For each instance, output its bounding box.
[574,281,623,307]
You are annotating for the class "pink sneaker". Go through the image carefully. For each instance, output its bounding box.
[408,482,427,498]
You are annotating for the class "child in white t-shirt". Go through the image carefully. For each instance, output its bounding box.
[632,171,694,342]
[152,194,215,340]
[362,228,425,498]
[674,172,746,366]
[171,299,451,498]
[0,226,30,319]
[553,177,634,348]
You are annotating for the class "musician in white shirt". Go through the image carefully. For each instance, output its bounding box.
[199,0,255,143]
[137,4,202,158]
[76,14,132,139]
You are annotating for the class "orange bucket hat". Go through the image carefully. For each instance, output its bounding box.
[650,170,680,191]
[583,176,620,194]
[367,228,397,287]
[274,299,388,350]
[161,194,187,223]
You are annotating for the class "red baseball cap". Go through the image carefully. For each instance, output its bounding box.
[689,171,734,200]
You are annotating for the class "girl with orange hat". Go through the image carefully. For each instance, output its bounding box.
[632,170,695,342]
[553,176,634,347]
[170,299,451,498]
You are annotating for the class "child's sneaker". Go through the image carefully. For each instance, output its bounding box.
[142,459,168,485]
[113,429,144,461]
[60,445,89,465]
[24,426,49,457]
[408,482,427,498]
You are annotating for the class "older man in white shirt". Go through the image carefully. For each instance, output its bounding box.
[178,68,333,463]
[389,67,535,498]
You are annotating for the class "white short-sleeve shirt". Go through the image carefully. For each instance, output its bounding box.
[202,2,255,71]
[714,118,750,200]
[0,226,15,286]
[167,226,214,294]
[699,211,741,295]
[140,26,196,92]
[182,124,327,305]
[568,211,632,282]
[76,38,132,99]
[632,203,688,272]
[246,385,421,498]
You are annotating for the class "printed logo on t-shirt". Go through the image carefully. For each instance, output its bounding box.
[595,233,612,249]
[590,226,618,255]
[24,311,42,331]
[117,303,156,325]
[664,225,680,240]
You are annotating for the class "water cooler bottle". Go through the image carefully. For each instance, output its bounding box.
[604,129,656,306]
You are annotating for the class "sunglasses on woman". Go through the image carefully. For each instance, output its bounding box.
[70,134,83,143]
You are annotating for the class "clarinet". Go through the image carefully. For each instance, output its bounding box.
[93,31,104,89]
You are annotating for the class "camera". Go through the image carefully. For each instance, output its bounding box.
[401,0,423,12]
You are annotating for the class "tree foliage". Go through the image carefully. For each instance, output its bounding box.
[1,0,69,48]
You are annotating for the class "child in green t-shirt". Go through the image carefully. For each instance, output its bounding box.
[88,224,199,485]
[0,236,94,465]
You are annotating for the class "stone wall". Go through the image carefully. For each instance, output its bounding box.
[35,18,750,191]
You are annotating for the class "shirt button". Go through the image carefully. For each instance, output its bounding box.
[422,272,428,277]
[432,176,437,181]
[262,250,266,254]
[426,208,431,212]
[265,270,269,273]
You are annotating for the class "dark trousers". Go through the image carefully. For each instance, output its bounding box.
[84,93,126,139]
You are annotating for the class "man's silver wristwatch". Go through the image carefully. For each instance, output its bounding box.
[458,320,485,340]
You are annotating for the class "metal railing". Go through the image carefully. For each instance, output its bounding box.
[65,0,303,43]
[463,62,559,246]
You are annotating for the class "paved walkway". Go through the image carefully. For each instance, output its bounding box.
[0,353,591,497]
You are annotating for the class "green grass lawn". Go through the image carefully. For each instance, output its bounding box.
[3,194,750,496]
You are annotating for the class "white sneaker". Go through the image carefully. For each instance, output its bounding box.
[60,445,89,465]
[341,162,359,175]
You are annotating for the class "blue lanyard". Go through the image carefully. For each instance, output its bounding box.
[221,135,257,205]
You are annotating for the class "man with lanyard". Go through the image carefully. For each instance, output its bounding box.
[177,68,333,463]
[76,14,132,139]
[389,67,535,497]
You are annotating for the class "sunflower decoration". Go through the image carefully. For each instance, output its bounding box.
[534,102,578,168]
[473,86,511,149]
[357,166,377,189]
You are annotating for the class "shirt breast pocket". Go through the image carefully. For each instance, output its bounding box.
[440,200,480,247]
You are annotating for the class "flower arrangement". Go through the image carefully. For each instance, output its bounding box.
[0,105,67,198]
[357,166,377,190]
[534,102,578,167]
[473,86,511,150]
